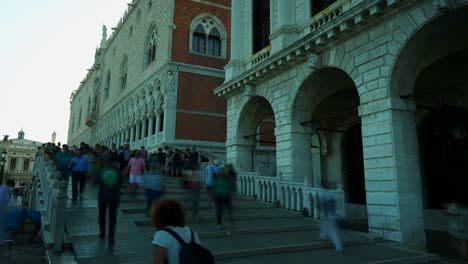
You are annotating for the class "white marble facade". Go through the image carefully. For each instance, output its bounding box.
[216,0,468,249]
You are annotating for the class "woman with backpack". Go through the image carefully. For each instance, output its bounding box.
[151,199,213,264]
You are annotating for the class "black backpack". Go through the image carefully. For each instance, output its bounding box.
[162,228,215,264]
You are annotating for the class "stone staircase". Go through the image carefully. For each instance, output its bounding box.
[49,176,441,264]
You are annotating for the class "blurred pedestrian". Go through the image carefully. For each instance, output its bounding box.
[127,150,146,195]
[319,193,343,252]
[143,163,165,217]
[447,200,468,259]
[55,144,73,181]
[0,183,10,245]
[96,160,122,246]
[205,160,219,210]
[212,166,236,231]
[68,149,91,200]
[183,162,201,221]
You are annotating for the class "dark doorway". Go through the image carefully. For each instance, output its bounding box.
[419,106,468,209]
[342,124,366,204]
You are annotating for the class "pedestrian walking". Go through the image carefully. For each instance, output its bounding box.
[54,144,73,181]
[142,163,165,217]
[212,166,236,231]
[150,199,213,264]
[183,162,201,221]
[319,193,344,252]
[205,160,219,210]
[127,150,146,195]
[68,149,91,200]
[96,160,122,246]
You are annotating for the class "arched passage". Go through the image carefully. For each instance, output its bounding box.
[293,67,366,222]
[237,96,276,175]
[389,4,468,255]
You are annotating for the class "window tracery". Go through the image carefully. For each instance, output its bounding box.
[146,28,157,65]
[190,16,225,57]
[121,56,128,90]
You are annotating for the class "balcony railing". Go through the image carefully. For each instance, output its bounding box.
[310,0,347,32]
[249,45,272,68]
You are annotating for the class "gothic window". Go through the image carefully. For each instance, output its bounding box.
[146,28,157,66]
[190,16,226,58]
[9,157,17,171]
[311,0,337,16]
[104,72,111,99]
[121,56,128,90]
[23,159,30,171]
[208,28,221,57]
[253,0,270,54]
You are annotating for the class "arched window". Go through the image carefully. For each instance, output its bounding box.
[9,157,17,171]
[104,72,111,99]
[146,28,157,66]
[121,56,128,90]
[208,28,221,57]
[190,15,226,58]
[23,159,30,171]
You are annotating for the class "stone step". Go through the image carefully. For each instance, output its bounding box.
[139,214,319,234]
[215,242,438,264]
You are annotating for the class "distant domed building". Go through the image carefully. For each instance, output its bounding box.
[0,129,43,186]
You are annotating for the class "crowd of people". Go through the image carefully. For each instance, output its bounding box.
[39,140,237,263]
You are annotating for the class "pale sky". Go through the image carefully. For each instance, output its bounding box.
[0,0,130,144]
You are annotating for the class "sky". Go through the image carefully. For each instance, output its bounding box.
[0,0,130,144]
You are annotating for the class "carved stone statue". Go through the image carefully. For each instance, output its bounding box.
[165,71,176,95]
[100,25,108,48]
[433,0,454,10]
[308,53,322,73]
[2,135,9,141]
[244,85,255,97]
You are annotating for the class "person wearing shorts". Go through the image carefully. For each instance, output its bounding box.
[127,150,146,195]
[206,160,219,210]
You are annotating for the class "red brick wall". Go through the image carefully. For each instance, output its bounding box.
[177,72,226,113]
[175,112,227,142]
[172,0,231,68]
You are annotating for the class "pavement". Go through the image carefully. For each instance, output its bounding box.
[0,197,48,264]
[37,176,450,264]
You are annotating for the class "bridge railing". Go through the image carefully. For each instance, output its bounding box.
[238,172,346,219]
[30,155,68,252]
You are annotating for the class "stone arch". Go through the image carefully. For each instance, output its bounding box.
[259,180,263,201]
[308,193,314,218]
[298,188,303,212]
[281,186,285,207]
[236,96,276,174]
[267,182,272,203]
[273,182,277,203]
[144,22,158,66]
[292,187,297,211]
[390,4,468,98]
[291,67,360,188]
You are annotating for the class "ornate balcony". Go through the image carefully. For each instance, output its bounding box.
[85,112,98,127]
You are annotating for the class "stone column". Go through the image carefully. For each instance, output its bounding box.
[270,0,297,54]
[136,120,141,142]
[148,114,154,138]
[359,97,426,249]
[142,118,148,139]
[130,125,135,143]
[224,0,244,82]
[155,109,162,144]
[53,180,68,252]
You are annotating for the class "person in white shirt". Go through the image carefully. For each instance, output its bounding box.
[151,199,201,264]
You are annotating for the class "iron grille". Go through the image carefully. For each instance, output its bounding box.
[253,0,270,54]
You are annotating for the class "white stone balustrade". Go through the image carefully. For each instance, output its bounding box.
[30,155,68,252]
[238,172,346,219]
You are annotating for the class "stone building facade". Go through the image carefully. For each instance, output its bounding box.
[67,0,231,159]
[0,130,42,186]
[216,0,468,248]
